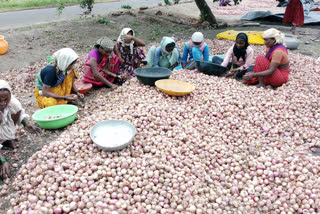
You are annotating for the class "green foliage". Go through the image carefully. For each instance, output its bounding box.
[233,0,240,5]
[163,0,179,4]
[149,35,156,41]
[0,0,77,11]
[155,29,162,37]
[80,0,94,14]
[57,2,64,15]
[132,20,137,26]
[121,4,132,9]
[97,17,109,25]
[199,12,207,22]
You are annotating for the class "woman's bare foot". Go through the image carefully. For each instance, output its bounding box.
[291,24,297,35]
[255,83,265,88]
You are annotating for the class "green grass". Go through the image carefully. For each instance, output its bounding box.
[0,0,114,12]
[148,35,156,41]
[132,20,137,27]
[97,17,109,25]
[121,4,132,9]
[18,26,32,31]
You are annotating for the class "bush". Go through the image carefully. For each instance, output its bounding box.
[121,5,132,9]
[97,17,109,25]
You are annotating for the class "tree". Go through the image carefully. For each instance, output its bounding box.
[194,0,217,25]
[57,0,95,15]
[80,0,94,14]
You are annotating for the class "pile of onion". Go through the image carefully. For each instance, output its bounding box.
[5,40,320,213]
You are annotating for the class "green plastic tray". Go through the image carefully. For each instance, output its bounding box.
[32,105,78,129]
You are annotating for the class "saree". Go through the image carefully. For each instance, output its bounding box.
[244,45,290,87]
[34,69,77,109]
[83,53,120,86]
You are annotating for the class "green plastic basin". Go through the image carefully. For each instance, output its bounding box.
[32,104,78,129]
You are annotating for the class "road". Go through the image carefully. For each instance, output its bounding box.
[0,0,166,30]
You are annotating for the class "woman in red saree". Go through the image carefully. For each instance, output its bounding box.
[83,37,121,88]
[243,28,290,88]
[283,0,304,35]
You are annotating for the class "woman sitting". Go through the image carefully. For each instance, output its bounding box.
[243,28,290,88]
[1,80,40,178]
[181,32,210,71]
[83,37,120,88]
[146,37,181,70]
[212,32,254,79]
[114,28,146,83]
[34,48,84,109]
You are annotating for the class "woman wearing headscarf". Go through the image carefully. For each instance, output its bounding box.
[181,32,210,70]
[114,28,146,83]
[34,48,83,109]
[212,32,254,79]
[283,0,304,35]
[146,37,181,70]
[83,37,120,88]
[243,28,290,88]
[1,80,40,178]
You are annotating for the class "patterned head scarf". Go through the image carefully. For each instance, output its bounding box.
[263,28,285,45]
[160,37,176,56]
[52,48,79,74]
[96,37,114,52]
[117,28,135,54]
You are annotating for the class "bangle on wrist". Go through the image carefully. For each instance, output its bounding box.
[23,121,30,126]
[1,158,7,163]
[64,95,66,100]
[116,75,118,78]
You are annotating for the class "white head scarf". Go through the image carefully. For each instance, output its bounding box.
[0,80,11,92]
[160,37,176,56]
[117,28,135,54]
[263,28,285,45]
[0,80,29,125]
[52,48,79,74]
[191,32,204,43]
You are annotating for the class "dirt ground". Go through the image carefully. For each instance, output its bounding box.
[0,2,320,73]
[0,1,320,212]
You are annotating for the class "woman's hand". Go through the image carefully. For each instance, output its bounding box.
[225,68,240,77]
[76,92,84,100]
[24,123,42,135]
[65,94,78,102]
[111,84,118,90]
[243,72,255,80]
[121,34,133,43]
[119,73,128,80]
[0,162,10,178]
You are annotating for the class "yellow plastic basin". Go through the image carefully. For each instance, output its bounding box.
[155,79,195,96]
